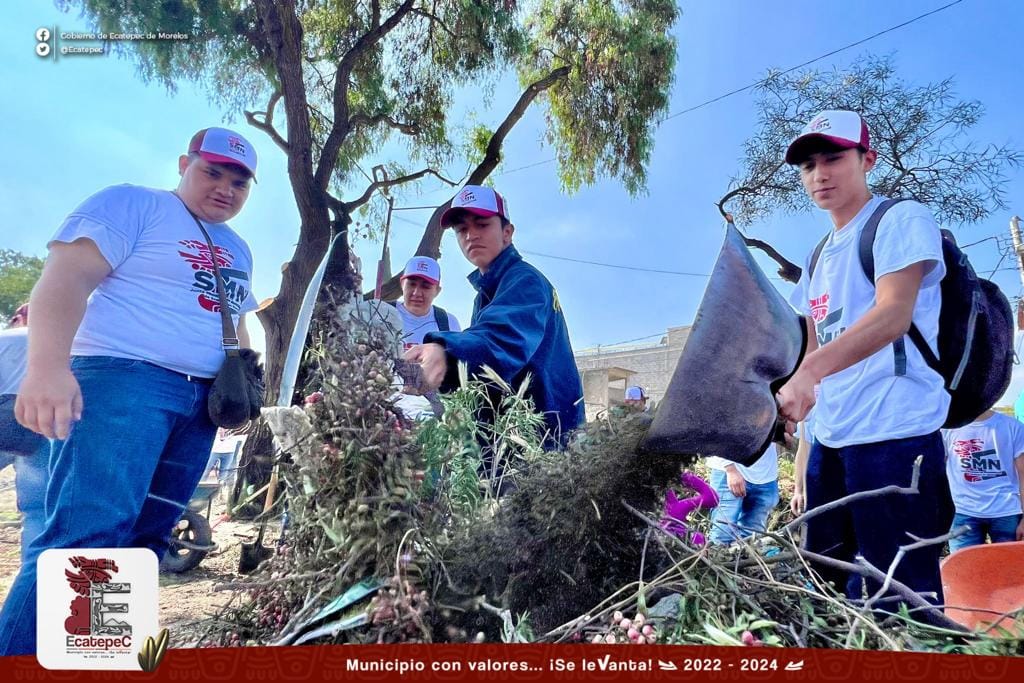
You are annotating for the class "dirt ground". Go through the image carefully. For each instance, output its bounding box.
[0,466,277,644]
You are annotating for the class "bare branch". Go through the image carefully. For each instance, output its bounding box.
[782,455,923,536]
[316,0,417,190]
[349,112,421,136]
[244,90,289,152]
[365,65,571,301]
[411,7,458,39]
[344,168,459,212]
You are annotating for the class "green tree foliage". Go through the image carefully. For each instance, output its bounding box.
[57,0,680,392]
[0,250,44,322]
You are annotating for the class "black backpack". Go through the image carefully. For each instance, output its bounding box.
[387,301,451,332]
[808,198,1014,428]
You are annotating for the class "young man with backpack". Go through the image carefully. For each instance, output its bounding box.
[776,110,953,611]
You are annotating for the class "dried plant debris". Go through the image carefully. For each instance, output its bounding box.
[192,297,1024,654]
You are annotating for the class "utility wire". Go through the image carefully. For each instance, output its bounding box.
[493,0,967,178]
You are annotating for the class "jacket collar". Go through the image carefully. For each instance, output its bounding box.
[467,244,521,293]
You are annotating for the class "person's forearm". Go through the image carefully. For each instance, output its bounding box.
[798,301,912,385]
[1015,458,1024,514]
[26,269,92,371]
[794,443,809,494]
[237,316,251,349]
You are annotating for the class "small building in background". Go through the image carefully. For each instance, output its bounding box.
[574,325,691,422]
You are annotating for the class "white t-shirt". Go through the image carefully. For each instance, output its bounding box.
[943,412,1024,518]
[0,327,29,395]
[52,185,257,378]
[788,196,948,448]
[395,302,461,349]
[393,302,461,420]
[706,443,779,485]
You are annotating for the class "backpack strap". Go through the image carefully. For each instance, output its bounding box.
[858,198,943,376]
[807,234,829,279]
[432,305,450,332]
[858,198,913,284]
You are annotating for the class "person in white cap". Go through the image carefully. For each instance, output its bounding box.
[0,127,259,655]
[776,110,950,617]
[623,385,649,412]
[393,256,460,419]
[395,256,460,349]
[403,184,584,450]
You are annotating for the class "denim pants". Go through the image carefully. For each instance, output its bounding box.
[948,512,1022,553]
[804,431,951,612]
[205,444,240,485]
[708,469,780,544]
[0,356,217,655]
[14,445,50,562]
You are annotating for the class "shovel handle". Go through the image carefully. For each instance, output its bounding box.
[263,465,280,514]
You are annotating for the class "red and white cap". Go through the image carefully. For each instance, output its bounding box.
[188,127,258,178]
[440,185,511,227]
[401,256,441,285]
[785,110,870,164]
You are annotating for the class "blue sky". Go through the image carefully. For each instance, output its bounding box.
[3,0,1023,403]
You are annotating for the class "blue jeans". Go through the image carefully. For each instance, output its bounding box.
[708,469,780,544]
[205,445,240,485]
[0,357,217,655]
[948,512,1022,553]
[14,445,50,562]
[804,432,951,614]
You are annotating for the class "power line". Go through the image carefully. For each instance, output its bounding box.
[494,0,967,178]
[520,250,713,277]
[661,0,966,122]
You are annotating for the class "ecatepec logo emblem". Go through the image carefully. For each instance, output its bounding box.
[63,556,131,637]
[37,548,160,670]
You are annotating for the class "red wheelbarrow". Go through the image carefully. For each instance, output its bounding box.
[941,540,1024,636]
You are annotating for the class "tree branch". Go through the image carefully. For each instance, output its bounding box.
[349,112,421,136]
[782,456,923,535]
[315,0,416,190]
[411,7,458,39]
[365,65,571,301]
[344,168,458,212]
[244,90,289,152]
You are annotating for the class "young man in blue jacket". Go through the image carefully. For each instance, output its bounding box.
[404,185,584,449]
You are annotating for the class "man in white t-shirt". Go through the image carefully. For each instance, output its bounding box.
[706,444,780,544]
[942,410,1024,552]
[777,110,951,614]
[0,127,259,655]
[393,256,460,419]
